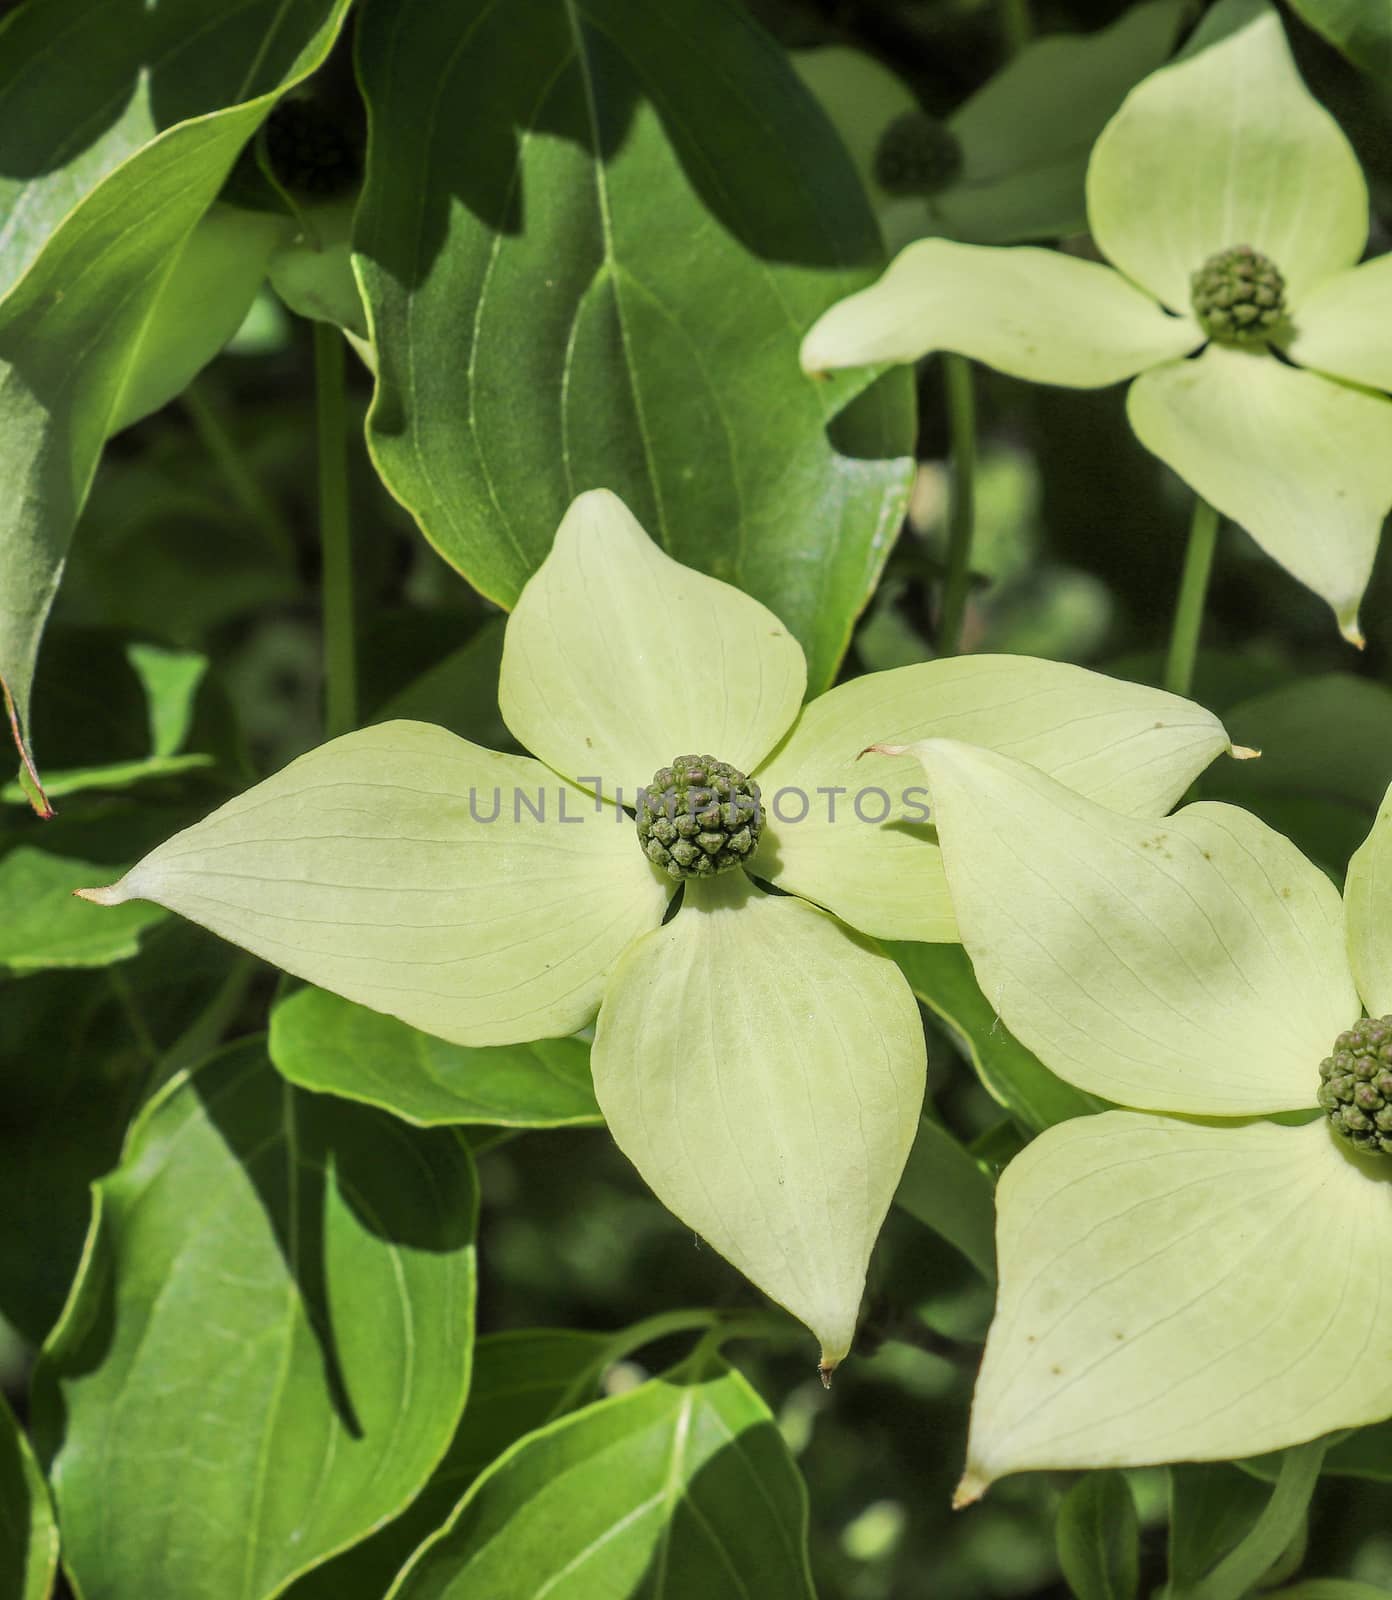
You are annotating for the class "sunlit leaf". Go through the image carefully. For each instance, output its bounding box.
[353,0,914,694]
[288,1329,612,1600]
[387,1354,815,1599]
[0,1393,57,1600]
[1056,1472,1138,1600]
[0,848,165,973]
[35,1039,478,1600]
[270,985,601,1128]
[0,0,352,810]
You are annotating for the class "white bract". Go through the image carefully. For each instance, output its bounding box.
[78,490,1234,1370]
[802,0,1392,644]
[886,737,1392,1496]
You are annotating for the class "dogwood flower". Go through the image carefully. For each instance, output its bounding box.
[886,735,1392,1497]
[794,1,1185,254]
[802,0,1392,644]
[77,490,1232,1370]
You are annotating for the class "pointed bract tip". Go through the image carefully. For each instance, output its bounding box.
[817,1357,838,1390]
[1341,616,1366,650]
[72,883,128,907]
[859,742,908,760]
[952,1469,988,1511]
[1229,744,1261,761]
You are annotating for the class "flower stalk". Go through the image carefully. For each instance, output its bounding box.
[315,322,356,739]
[937,352,977,657]
[1164,495,1219,700]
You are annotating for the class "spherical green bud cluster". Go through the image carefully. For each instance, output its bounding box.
[873,111,963,198]
[1318,1015,1392,1155]
[1190,245,1287,343]
[636,755,761,880]
[264,98,362,199]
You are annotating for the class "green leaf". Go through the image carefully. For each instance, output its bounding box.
[75,721,670,1046]
[498,490,806,794]
[885,941,1103,1132]
[0,0,340,296]
[1167,1464,1271,1595]
[0,933,238,1342]
[0,0,352,811]
[34,1038,478,1600]
[369,618,512,752]
[352,0,914,695]
[894,740,1357,1114]
[1286,0,1392,76]
[129,643,209,760]
[593,871,925,1372]
[268,201,368,337]
[801,240,1197,382]
[0,847,165,973]
[1,641,214,806]
[959,1114,1387,1495]
[1346,779,1392,1019]
[288,1328,612,1600]
[750,655,1233,944]
[271,985,602,1128]
[1168,1443,1326,1600]
[387,1353,816,1599]
[1086,0,1367,312]
[893,1115,997,1284]
[108,203,289,434]
[1268,1584,1392,1600]
[0,1393,57,1600]
[1201,675,1392,875]
[1127,346,1392,645]
[1282,1418,1392,1481]
[1056,1472,1139,1600]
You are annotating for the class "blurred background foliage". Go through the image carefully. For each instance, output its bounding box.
[5,0,1392,1595]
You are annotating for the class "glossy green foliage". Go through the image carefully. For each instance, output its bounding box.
[352,0,914,694]
[1287,0,1392,75]
[0,1394,57,1600]
[35,1040,479,1600]
[271,985,602,1127]
[0,0,352,808]
[0,847,164,971]
[288,1329,613,1600]
[892,1115,997,1283]
[389,1353,816,1599]
[0,935,237,1343]
[1056,1472,1139,1600]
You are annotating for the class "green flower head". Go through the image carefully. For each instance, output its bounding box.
[885,737,1392,1499]
[76,492,1236,1370]
[801,0,1392,646]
